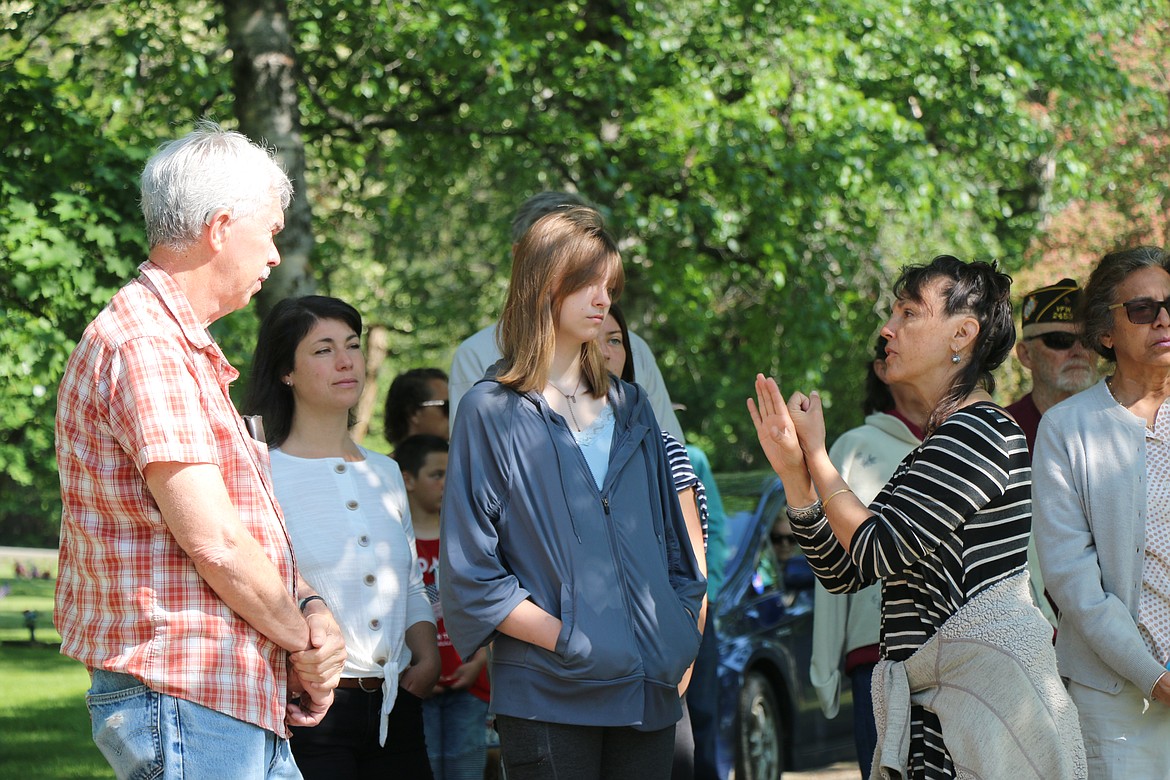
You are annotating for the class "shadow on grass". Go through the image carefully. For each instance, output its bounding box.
[0,646,110,779]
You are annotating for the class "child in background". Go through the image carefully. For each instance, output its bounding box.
[397,434,491,780]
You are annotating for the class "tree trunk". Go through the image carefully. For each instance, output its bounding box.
[224,0,315,315]
[351,325,390,444]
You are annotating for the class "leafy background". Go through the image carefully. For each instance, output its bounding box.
[2,0,1167,545]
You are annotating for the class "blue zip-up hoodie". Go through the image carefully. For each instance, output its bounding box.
[439,369,706,730]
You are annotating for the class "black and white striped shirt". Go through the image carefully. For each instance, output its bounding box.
[663,432,708,548]
[793,402,1031,777]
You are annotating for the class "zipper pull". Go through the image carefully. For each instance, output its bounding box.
[602,497,610,515]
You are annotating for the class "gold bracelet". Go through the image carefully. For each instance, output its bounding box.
[822,487,853,511]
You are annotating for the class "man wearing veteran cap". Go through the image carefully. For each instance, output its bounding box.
[1006,278,1099,453]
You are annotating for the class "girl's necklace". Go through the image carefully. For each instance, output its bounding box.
[547,377,583,431]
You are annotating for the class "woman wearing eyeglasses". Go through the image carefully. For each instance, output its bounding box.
[385,367,450,450]
[1034,246,1170,778]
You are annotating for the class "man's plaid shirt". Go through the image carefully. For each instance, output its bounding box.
[55,261,298,736]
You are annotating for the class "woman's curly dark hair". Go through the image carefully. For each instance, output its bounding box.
[892,255,1015,434]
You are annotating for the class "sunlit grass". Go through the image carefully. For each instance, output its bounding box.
[0,645,109,778]
[0,547,107,777]
[0,575,61,644]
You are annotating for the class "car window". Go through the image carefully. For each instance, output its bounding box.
[723,510,754,563]
[750,539,781,595]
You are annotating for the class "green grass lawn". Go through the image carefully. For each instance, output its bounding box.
[0,571,109,778]
[0,646,109,778]
[0,576,62,645]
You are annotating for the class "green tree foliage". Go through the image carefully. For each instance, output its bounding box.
[0,53,141,544]
[287,0,1145,459]
[0,0,1159,544]
[0,1,230,543]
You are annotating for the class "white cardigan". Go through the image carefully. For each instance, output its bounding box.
[1033,379,1168,697]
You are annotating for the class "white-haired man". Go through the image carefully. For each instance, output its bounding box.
[55,122,345,778]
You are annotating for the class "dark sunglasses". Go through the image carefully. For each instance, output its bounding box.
[418,399,449,416]
[1109,297,1170,325]
[1024,331,1079,351]
[770,532,797,545]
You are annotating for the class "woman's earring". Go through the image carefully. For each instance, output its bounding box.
[951,353,961,365]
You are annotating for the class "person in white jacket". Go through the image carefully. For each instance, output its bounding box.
[449,192,683,441]
[809,337,926,777]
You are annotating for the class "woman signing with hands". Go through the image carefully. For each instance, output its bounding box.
[749,256,1084,780]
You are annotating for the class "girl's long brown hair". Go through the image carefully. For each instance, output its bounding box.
[496,207,624,397]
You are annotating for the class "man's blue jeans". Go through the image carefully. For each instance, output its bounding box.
[86,670,302,780]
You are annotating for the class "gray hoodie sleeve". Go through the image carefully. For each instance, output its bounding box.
[1033,397,1165,696]
[439,386,531,660]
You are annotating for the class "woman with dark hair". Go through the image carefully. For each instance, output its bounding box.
[599,302,708,780]
[1034,246,1170,777]
[749,256,1084,778]
[244,295,440,778]
[599,302,638,384]
[809,334,926,778]
[440,208,705,780]
[385,367,449,449]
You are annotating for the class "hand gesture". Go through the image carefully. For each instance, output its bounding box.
[747,374,808,479]
[289,608,346,692]
[285,665,334,727]
[787,389,827,455]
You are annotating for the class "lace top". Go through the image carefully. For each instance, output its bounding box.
[574,403,615,490]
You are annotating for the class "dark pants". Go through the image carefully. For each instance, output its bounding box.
[290,686,432,780]
[672,694,695,779]
[495,715,675,780]
[850,663,878,778]
[687,610,721,780]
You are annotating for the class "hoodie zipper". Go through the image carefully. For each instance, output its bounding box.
[538,385,648,671]
[562,411,644,671]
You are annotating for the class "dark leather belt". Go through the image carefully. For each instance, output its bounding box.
[335,676,383,692]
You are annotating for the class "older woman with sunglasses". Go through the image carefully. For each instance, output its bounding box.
[1034,245,1170,778]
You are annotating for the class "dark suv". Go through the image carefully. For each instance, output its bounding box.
[711,472,856,779]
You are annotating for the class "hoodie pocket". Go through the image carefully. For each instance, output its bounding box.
[549,582,642,681]
[636,581,703,686]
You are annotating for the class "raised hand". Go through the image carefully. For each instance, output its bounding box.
[747,374,808,479]
[787,389,827,455]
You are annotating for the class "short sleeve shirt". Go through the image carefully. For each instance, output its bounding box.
[54,262,297,736]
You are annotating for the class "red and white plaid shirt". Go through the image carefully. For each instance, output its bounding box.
[55,262,298,736]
